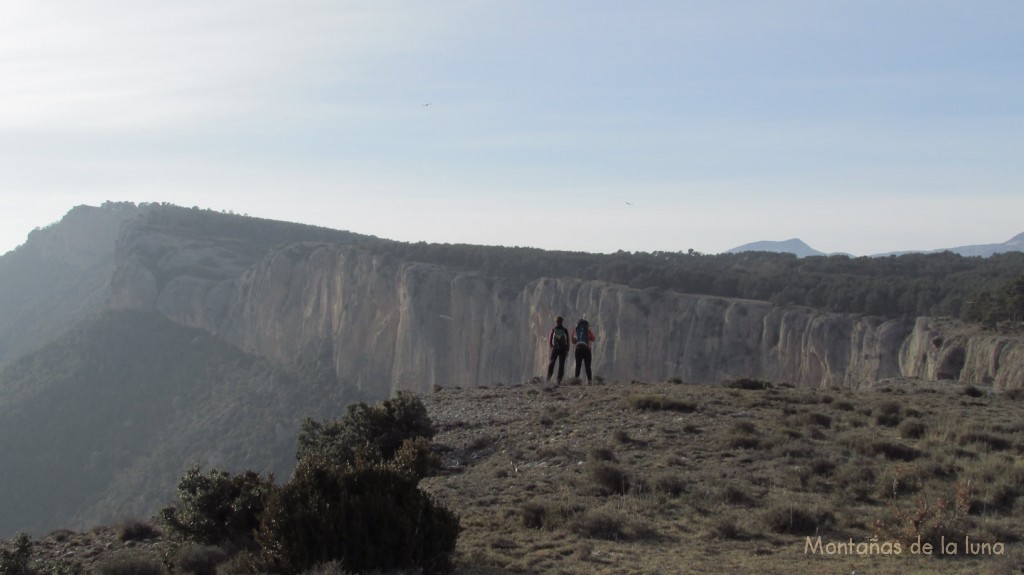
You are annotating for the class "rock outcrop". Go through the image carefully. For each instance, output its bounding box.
[110,233,1024,395]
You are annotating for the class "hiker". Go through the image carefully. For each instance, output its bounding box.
[572,318,596,384]
[546,316,570,385]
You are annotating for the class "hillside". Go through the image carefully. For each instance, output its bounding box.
[9,379,1024,574]
[0,309,361,538]
[421,380,1024,574]
[0,203,144,369]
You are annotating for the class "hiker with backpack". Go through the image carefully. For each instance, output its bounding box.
[572,318,596,384]
[546,316,570,385]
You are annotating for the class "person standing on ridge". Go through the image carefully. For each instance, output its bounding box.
[546,316,570,385]
[572,317,596,384]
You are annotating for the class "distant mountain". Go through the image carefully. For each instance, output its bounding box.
[728,232,1024,258]
[883,232,1024,258]
[725,238,826,258]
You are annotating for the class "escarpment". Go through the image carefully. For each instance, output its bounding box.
[108,227,1024,395]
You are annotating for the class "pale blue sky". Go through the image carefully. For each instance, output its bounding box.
[2,1,1022,257]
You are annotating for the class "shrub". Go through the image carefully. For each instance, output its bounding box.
[572,510,628,540]
[627,394,696,412]
[962,385,985,398]
[0,533,32,575]
[872,441,921,461]
[589,462,630,495]
[173,544,229,575]
[297,561,348,575]
[723,420,761,450]
[717,483,754,506]
[709,515,748,540]
[653,473,687,497]
[257,456,460,575]
[296,391,435,467]
[612,429,633,444]
[958,431,1012,451]
[210,550,262,575]
[872,481,972,550]
[95,552,167,575]
[391,436,442,479]
[726,378,772,390]
[763,504,831,535]
[118,518,160,542]
[731,421,757,435]
[37,557,83,575]
[589,447,617,462]
[520,500,579,531]
[160,466,274,548]
[874,401,903,427]
[803,412,832,428]
[898,419,927,440]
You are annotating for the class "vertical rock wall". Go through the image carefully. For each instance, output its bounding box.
[111,241,1024,395]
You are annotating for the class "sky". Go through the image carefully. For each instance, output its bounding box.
[2,0,1022,257]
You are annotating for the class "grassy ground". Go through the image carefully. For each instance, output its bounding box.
[420,379,1024,575]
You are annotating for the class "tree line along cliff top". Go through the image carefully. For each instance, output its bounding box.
[11,201,1024,325]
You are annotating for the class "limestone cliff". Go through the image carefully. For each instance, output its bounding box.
[109,234,1024,394]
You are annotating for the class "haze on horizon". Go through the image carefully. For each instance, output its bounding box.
[1,1,1022,258]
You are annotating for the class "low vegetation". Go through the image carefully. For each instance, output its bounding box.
[20,392,458,575]
[8,379,1024,574]
[418,379,1024,574]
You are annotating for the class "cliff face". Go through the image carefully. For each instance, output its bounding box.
[110,236,1024,394]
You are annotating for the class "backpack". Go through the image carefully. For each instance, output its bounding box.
[574,320,590,347]
[551,326,569,351]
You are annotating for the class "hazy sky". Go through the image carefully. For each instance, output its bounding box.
[2,1,1022,257]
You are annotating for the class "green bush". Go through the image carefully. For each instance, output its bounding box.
[391,436,442,479]
[258,455,460,574]
[160,466,274,548]
[297,391,435,467]
[0,533,32,575]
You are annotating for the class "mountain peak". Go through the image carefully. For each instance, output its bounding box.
[725,238,824,258]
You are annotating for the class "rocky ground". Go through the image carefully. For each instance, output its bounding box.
[418,378,1024,575]
[10,377,1024,575]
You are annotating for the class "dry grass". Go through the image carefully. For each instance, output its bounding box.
[421,380,1024,575]
[12,379,1024,575]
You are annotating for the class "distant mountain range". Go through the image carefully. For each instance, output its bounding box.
[727,233,1024,258]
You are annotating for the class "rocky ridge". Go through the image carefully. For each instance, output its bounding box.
[111,237,1024,396]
